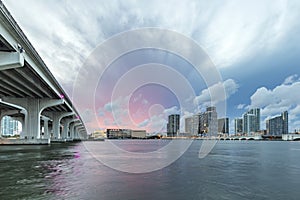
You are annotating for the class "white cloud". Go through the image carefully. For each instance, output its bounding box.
[237,104,246,110]
[163,106,180,116]
[194,79,239,106]
[102,96,131,127]
[200,0,297,68]
[250,87,276,108]
[3,0,299,91]
[4,0,300,133]
[98,108,105,117]
[147,114,167,134]
[249,75,300,131]
[137,119,149,128]
[283,74,299,85]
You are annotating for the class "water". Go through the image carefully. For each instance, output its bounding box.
[1,140,300,200]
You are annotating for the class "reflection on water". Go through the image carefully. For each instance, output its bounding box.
[1,141,300,200]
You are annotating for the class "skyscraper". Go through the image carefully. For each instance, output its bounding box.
[282,111,288,134]
[199,106,218,136]
[243,108,260,135]
[234,118,243,134]
[167,114,180,137]
[185,117,193,135]
[218,117,229,135]
[266,111,288,136]
[185,114,200,136]
[1,116,20,136]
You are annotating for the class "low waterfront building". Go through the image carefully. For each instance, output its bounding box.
[106,129,131,139]
[91,130,106,138]
[106,129,147,139]
[131,130,147,139]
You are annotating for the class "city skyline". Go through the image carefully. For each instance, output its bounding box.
[181,107,290,136]
[2,1,300,134]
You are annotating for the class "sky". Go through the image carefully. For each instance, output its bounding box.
[3,0,300,134]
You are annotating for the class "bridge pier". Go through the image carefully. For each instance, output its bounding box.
[43,111,74,139]
[74,124,83,139]
[70,122,80,139]
[61,118,76,139]
[77,127,86,139]
[2,97,64,139]
[0,4,87,144]
[62,118,79,139]
[11,116,25,137]
[40,116,51,139]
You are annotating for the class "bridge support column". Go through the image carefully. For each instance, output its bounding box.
[77,127,86,139]
[43,112,74,139]
[62,119,79,139]
[2,97,64,139]
[61,118,73,139]
[74,125,82,139]
[70,122,80,139]
[44,119,49,139]
[11,116,25,137]
[41,116,50,139]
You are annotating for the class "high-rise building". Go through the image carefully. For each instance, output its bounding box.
[234,118,243,134]
[266,111,288,136]
[199,106,218,136]
[1,116,20,136]
[243,108,260,135]
[282,111,288,134]
[167,114,180,137]
[185,114,200,136]
[185,116,193,135]
[218,117,229,135]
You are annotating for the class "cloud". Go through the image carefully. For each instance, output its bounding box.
[236,104,246,110]
[194,79,239,106]
[98,108,105,117]
[137,119,149,128]
[163,106,180,116]
[135,106,184,133]
[147,115,167,134]
[4,0,300,91]
[101,96,131,127]
[200,0,300,68]
[250,87,276,108]
[4,0,300,134]
[249,75,300,131]
[283,74,299,85]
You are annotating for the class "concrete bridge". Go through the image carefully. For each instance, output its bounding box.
[219,135,262,141]
[0,3,87,143]
[282,134,300,141]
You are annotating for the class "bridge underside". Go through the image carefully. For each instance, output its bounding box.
[0,4,87,143]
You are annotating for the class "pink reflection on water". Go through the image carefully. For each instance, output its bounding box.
[74,152,80,158]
